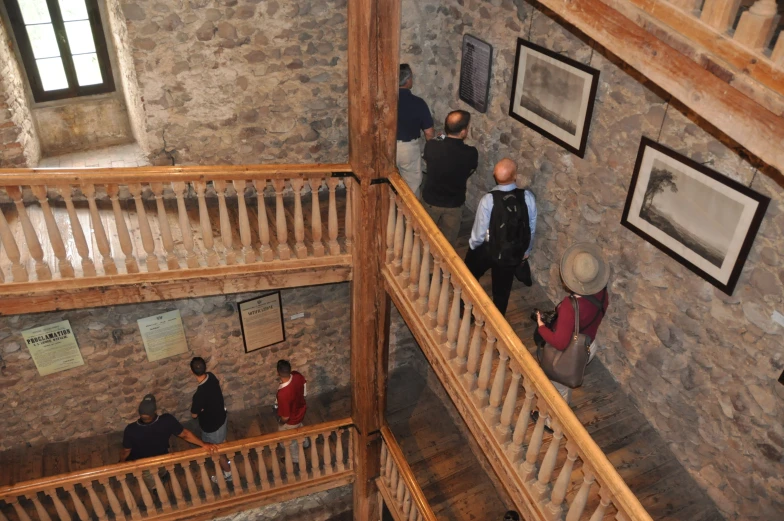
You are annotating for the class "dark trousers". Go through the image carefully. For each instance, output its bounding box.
[464,243,516,316]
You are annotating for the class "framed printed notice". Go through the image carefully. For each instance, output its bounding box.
[22,320,84,376]
[238,292,286,353]
[138,310,189,362]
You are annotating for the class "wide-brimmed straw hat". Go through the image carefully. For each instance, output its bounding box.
[560,243,609,296]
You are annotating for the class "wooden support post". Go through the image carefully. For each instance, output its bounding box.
[347,0,399,517]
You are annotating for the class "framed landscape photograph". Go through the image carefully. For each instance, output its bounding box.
[509,38,600,157]
[621,138,770,295]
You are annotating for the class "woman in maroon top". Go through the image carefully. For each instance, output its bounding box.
[536,243,610,406]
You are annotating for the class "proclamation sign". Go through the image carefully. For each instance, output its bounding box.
[238,292,286,353]
[138,310,189,362]
[459,34,493,113]
[22,320,84,376]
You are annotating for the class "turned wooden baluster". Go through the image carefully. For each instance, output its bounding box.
[133,471,155,513]
[257,447,271,489]
[408,230,421,298]
[118,476,142,520]
[509,381,536,462]
[297,438,308,480]
[700,0,742,32]
[386,189,396,263]
[310,434,322,478]
[271,445,283,484]
[336,430,346,471]
[454,297,472,369]
[10,498,32,521]
[565,465,596,521]
[348,430,354,470]
[6,186,51,280]
[0,201,29,281]
[182,463,203,505]
[106,185,139,274]
[289,178,307,259]
[464,313,485,389]
[734,0,778,51]
[99,477,124,518]
[82,183,118,275]
[283,441,295,481]
[384,447,394,485]
[546,440,579,518]
[150,183,180,270]
[589,483,613,521]
[152,472,173,512]
[521,405,549,482]
[271,179,291,260]
[402,488,412,517]
[326,177,340,255]
[211,454,229,496]
[391,200,405,275]
[49,489,72,521]
[400,211,414,287]
[389,465,399,495]
[409,506,419,521]
[474,333,496,407]
[213,180,237,265]
[496,368,521,443]
[487,348,510,423]
[435,271,451,342]
[253,181,275,262]
[396,470,406,503]
[65,484,91,520]
[344,178,353,254]
[171,182,200,269]
[234,179,256,263]
[240,448,256,492]
[29,493,52,521]
[416,241,430,314]
[59,185,96,277]
[165,464,185,506]
[380,442,388,472]
[323,433,333,475]
[197,459,216,501]
[445,283,462,358]
[615,511,630,521]
[127,184,159,272]
[193,181,219,267]
[427,255,442,327]
[534,418,563,499]
[309,179,325,257]
[30,186,74,278]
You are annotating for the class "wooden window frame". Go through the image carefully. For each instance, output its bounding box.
[4,0,115,102]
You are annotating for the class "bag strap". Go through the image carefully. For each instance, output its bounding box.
[579,290,606,333]
[570,295,580,341]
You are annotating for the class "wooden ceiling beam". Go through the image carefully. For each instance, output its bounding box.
[536,0,784,175]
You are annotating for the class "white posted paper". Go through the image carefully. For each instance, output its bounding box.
[22,320,84,376]
[138,310,189,362]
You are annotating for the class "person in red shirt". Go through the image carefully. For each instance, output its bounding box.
[536,243,610,407]
[275,359,308,462]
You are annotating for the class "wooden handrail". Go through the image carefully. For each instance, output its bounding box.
[378,425,438,521]
[385,172,652,521]
[0,418,352,496]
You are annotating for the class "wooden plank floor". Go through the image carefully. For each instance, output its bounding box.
[447,216,723,521]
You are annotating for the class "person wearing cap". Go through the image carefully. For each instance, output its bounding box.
[190,357,232,483]
[535,243,610,405]
[503,511,520,521]
[121,394,217,491]
[397,63,435,196]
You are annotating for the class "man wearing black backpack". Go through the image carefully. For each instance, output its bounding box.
[464,158,536,316]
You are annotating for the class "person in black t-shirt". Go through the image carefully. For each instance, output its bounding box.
[421,110,479,247]
[190,357,232,482]
[121,394,215,491]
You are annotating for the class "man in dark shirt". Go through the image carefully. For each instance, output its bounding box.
[190,357,232,482]
[421,110,479,246]
[397,64,434,196]
[121,394,215,491]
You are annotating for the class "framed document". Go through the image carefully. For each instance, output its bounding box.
[459,34,493,113]
[238,292,286,353]
[22,320,84,376]
[138,310,189,362]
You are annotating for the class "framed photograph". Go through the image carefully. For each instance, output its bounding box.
[621,137,770,295]
[459,34,493,113]
[509,38,600,157]
[238,292,286,352]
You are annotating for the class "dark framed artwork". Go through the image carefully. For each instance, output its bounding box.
[459,34,493,113]
[509,38,599,157]
[238,292,286,352]
[621,137,770,295]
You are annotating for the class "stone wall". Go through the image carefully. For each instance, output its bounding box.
[117,0,349,165]
[0,18,39,167]
[400,0,784,519]
[212,485,351,521]
[0,283,350,451]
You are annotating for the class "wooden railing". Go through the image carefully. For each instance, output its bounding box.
[377,426,437,521]
[383,173,652,521]
[0,164,354,313]
[0,419,354,521]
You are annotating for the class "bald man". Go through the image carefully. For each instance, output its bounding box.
[465,158,537,315]
[421,110,479,246]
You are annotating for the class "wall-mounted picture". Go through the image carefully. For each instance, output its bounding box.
[509,38,600,157]
[621,138,770,295]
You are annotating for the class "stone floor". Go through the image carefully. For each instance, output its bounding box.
[36,143,149,168]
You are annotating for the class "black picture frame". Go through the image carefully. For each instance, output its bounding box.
[237,291,286,353]
[508,38,599,157]
[621,137,770,295]
[459,34,493,113]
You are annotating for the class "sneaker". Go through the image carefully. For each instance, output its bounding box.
[210,472,233,484]
[303,438,311,449]
[529,410,554,434]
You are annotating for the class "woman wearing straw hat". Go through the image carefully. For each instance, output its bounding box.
[535,242,610,405]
